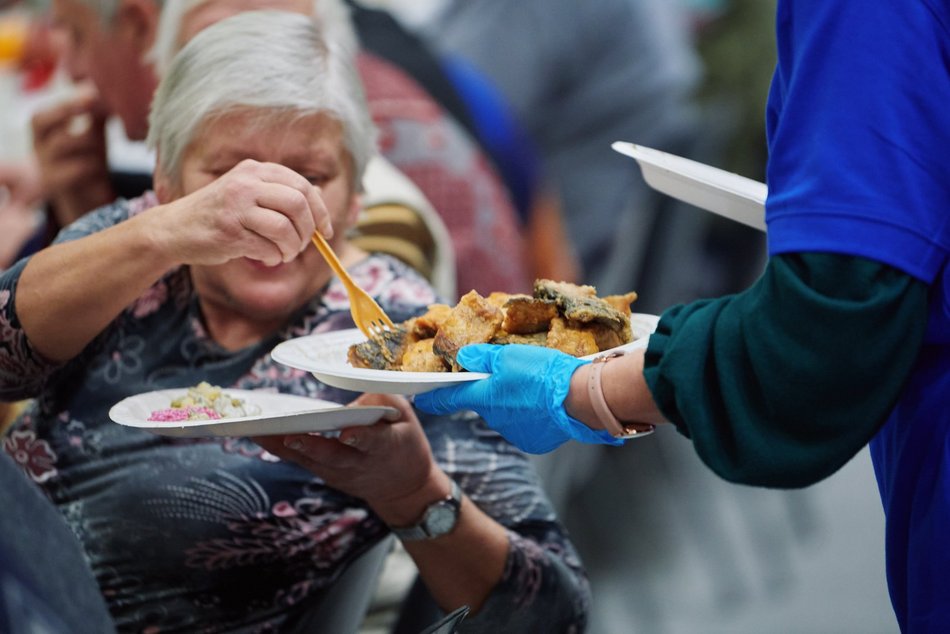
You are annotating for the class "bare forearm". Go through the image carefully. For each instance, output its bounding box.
[565,350,668,430]
[404,497,508,614]
[17,211,175,362]
[373,471,509,614]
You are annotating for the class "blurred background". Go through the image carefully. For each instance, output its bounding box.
[0,0,898,631]
[351,3,898,631]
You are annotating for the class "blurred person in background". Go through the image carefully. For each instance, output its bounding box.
[0,0,160,269]
[418,0,949,630]
[0,11,590,630]
[0,2,78,265]
[415,0,704,299]
[365,1,581,285]
[0,0,533,297]
[687,0,776,182]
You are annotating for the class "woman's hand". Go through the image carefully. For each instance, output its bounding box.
[254,393,445,521]
[149,159,334,267]
[258,393,513,615]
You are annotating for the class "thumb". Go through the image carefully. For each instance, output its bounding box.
[416,345,500,414]
[414,375,492,414]
[413,384,465,415]
[454,343,502,373]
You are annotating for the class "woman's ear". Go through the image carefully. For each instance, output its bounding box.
[345,193,363,228]
[153,160,175,204]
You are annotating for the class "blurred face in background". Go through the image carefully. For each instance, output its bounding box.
[50,0,159,139]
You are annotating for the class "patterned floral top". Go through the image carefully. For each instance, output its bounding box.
[0,196,590,633]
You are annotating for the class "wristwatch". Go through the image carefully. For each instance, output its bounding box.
[389,479,462,541]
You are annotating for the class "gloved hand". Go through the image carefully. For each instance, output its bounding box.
[414,344,623,453]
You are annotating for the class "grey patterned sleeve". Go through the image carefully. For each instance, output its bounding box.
[52,198,135,244]
[421,411,591,632]
[0,201,133,400]
[0,257,63,399]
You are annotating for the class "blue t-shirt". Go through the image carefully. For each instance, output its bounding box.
[765,1,950,630]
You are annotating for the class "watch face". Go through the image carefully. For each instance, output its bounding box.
[424,502,458,536]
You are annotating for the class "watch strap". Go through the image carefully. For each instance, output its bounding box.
[390,520,429,543]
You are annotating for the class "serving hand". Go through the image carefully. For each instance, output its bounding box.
[414,344,622,454]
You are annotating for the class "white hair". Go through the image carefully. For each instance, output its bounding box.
[151,0,359,77]
[146,10,376,190]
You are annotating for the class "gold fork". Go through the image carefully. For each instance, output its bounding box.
[311,231,395,339]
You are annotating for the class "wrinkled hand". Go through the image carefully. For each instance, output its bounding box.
[150,159,334,267]
[414,344,622,454]
[31,91,113,223]
[253,394,436,510]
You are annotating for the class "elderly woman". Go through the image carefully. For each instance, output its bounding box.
[0,11,589,632]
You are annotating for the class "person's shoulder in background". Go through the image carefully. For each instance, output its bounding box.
[353,47,532,296]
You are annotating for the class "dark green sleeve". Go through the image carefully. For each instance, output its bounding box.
[643,252,928,488]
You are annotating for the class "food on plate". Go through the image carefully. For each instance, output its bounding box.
[348,279,638,372]
[147,382,261,421]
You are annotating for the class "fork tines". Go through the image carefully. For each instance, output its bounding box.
[368,320,392,337]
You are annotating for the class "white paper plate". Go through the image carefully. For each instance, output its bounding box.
[271,313,660,396]
[109,388,398,438]
[612,141,767,232]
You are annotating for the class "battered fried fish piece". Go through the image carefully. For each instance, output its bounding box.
[346,279,639,373]
[412,304,453,338]
[433,290,503,370]
[347,325,416,370]
[533,279,599,301]
[490,331,549,347]
[486,291,514,308]
[401,339,450,372]
[534,279,632,342]
[501,296,558,334]
[584,322,627,351]
[545,317,599,357]
[603,291,639,316]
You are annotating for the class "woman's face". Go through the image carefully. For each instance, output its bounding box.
[171,108,360,329]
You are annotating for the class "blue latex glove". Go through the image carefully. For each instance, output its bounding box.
[414,344,623,453]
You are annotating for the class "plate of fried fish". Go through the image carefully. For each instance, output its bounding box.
[271,279,659,395]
